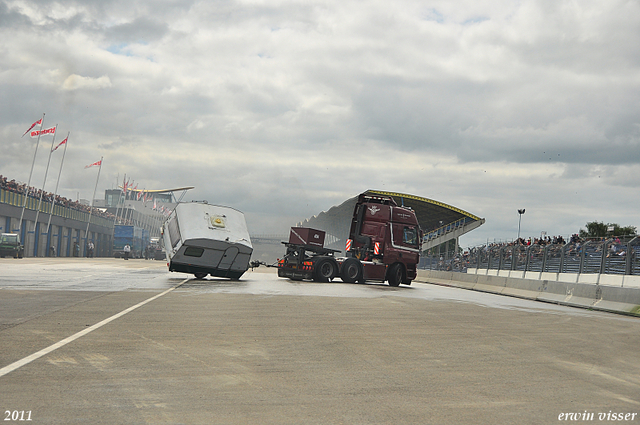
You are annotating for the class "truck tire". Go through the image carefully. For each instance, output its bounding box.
[340,258,362,283]
[314,258,337,282]
[388,263,404,287]
[194,273,207,279]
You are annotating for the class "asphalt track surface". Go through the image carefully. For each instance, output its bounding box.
[0,258,639,424]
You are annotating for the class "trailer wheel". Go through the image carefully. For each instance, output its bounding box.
[388,263,404,287]
[194,273,207,279]
[314,258,337,282]
[340,258,362,283]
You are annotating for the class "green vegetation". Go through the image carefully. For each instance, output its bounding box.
[579,221,637,238]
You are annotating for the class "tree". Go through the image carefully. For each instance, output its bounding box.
[579,221,637,238]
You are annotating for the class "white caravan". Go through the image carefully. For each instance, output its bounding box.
[161,202,253,279]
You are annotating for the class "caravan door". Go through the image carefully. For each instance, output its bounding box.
[217,246,239,270]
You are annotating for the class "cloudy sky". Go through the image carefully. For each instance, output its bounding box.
[1,0,639,247]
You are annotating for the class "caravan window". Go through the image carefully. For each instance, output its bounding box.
[184,246,204,257]
[167,216,181,248]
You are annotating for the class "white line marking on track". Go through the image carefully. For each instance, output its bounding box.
[0,278,189,378]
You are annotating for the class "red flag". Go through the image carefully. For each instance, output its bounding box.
[22,118,42,137]
[52,137,67,152]
[30,126,56,138]
[84,159,102,169]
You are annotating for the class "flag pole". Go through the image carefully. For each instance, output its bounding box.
[115,175,127,225]
[126,181,136,224]
[46,132,69,234]
[113,174,123,225]
[33,125,57,254]
[84,157,103,257]
[19,113,45,234]
[118,185,127,224]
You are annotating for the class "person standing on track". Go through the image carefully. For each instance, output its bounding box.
[123,244,131,260]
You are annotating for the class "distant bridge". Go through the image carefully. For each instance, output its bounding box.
[249,235,288,244]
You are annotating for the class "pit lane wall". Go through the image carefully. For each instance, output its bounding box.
[416,269,640,317]
[0,188,113,257]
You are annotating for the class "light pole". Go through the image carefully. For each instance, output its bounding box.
[517,209,525,243]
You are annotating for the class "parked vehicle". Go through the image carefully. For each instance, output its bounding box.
[0,233,24,258]
[161,202,253,280]
[147,237,164,260]
[277,193,422,286]
[113,225,144,258]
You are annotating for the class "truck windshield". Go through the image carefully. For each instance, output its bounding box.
[1,234,18,243]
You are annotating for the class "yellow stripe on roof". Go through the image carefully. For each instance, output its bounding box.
[119,186,195,193]
[367,190,482,221]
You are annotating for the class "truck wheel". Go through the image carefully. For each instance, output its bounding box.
[388,263,404,287]
[314,258,337,283]
[340,258,362,283]
[194,273,207,279]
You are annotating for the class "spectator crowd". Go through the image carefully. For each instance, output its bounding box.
[427,232,636,272]
[0,174,116,221]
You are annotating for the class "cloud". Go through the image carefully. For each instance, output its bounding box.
[0,1,31,28]
[104,17,169,46]
[61,74,112,91]
[1,0,640,246]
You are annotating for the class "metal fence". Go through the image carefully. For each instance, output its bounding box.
[420,238,640,275]
[424,217,476,242]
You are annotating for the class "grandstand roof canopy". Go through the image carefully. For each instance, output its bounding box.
[364,190,481,231]
[118,186,195,193]
[299,190,484,248]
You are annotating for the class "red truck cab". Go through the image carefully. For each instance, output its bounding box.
[345,194,421,285]
[277,193,422,286]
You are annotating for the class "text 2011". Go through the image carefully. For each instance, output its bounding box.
[4,411,32,421]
